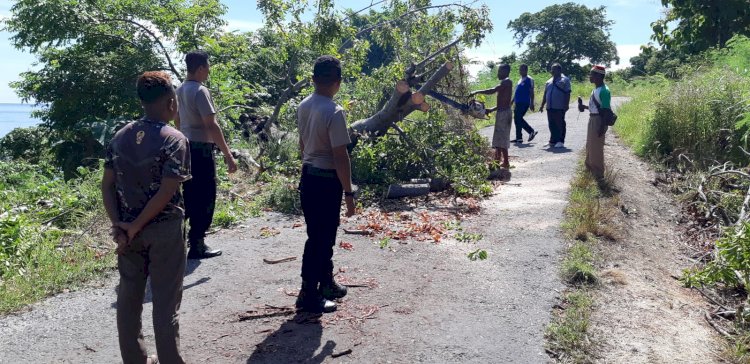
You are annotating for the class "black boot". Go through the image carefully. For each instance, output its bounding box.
[187,239,222,259]
[319,274,347,300]
[295,281,336,313]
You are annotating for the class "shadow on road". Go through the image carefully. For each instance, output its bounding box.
[512,142,536,149]
[544,147,572,154]
[246,313,333,363]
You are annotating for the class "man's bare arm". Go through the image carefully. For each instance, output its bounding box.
[469,85,500,97]
[332,145,352,193]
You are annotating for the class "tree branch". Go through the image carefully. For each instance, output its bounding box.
[99,17,183,81]
[338,3,472,53]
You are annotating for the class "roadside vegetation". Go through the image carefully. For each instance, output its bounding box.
[615,35,750,362]
[545,162,620,363]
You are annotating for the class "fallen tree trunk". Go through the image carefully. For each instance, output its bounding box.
[350,62,453,137]
[386,183,430,199]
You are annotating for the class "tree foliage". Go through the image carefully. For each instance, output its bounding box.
[507,3,618,72]
[4,0,227,175]
[651,0,750,54]
[3,0,493,185]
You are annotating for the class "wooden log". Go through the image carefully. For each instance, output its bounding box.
[417,62,453,95]
[350,62,455,137]
[350,81,412,136]
[386,183,430,199]
[409,178,448,192]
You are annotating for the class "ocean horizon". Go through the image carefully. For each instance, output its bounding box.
[0,103,41,138]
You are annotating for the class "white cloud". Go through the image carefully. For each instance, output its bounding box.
[224,19,263,33]
[612,44,643,70]
[463,41,517,76]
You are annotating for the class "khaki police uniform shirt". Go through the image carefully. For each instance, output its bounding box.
[297,93,351,170]
[176,80,216,143]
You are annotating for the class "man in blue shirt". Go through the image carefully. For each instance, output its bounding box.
[511,64,538,143]
[539,63,572,148]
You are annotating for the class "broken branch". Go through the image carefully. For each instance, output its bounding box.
[263,256,297,264]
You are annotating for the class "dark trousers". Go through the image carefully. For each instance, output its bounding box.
[183,141,217,243]
[547,109,567,144]
[513,103,535,140]
[117,218,186,364]
[299,165,343,285]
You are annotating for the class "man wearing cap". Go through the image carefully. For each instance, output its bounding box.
[539,63,572,148]
[578,65,611,183]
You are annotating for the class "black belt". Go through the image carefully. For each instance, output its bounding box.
[303,164,337,178]
[190,141,215,149]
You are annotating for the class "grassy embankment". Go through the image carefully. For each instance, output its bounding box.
[613,36,750,362]
[0,155,265,314]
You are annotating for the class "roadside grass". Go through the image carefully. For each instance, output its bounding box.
[546,160,621,363]
[613,37,750,363]
[546,290,594,363]
[0,160,261,315]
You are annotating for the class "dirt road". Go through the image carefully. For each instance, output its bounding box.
[1,100,619,363]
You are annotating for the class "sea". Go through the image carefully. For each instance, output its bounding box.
[0,103,41,138]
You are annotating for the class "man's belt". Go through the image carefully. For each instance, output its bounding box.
[303,164,337,178]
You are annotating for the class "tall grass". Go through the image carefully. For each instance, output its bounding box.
[616,36,750,167]
[0,158,258,314]
[613,76,671,155]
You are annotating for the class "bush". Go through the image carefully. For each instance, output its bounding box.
[351,109,492,196]
[643,68,749,166]
[261,176,301,215]
[617,36,750,167]
[0,126,51,163]
[684,221,750,292]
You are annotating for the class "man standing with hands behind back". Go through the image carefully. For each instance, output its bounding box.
[175,50,237,260]
[295,55,356,313]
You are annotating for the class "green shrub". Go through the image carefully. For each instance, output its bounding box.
[0,126,51,163]
[351,109,492,196]
[261,176,301,215]
[684,221,750,292]
[616,36,750,167]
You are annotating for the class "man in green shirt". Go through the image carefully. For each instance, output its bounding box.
[578,65,611,182]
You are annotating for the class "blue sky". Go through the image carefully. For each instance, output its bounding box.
[0,0,664,103]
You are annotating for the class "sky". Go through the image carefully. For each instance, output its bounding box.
[0,0,664,104]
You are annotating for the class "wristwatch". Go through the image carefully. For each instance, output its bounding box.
[344,191,355,197]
